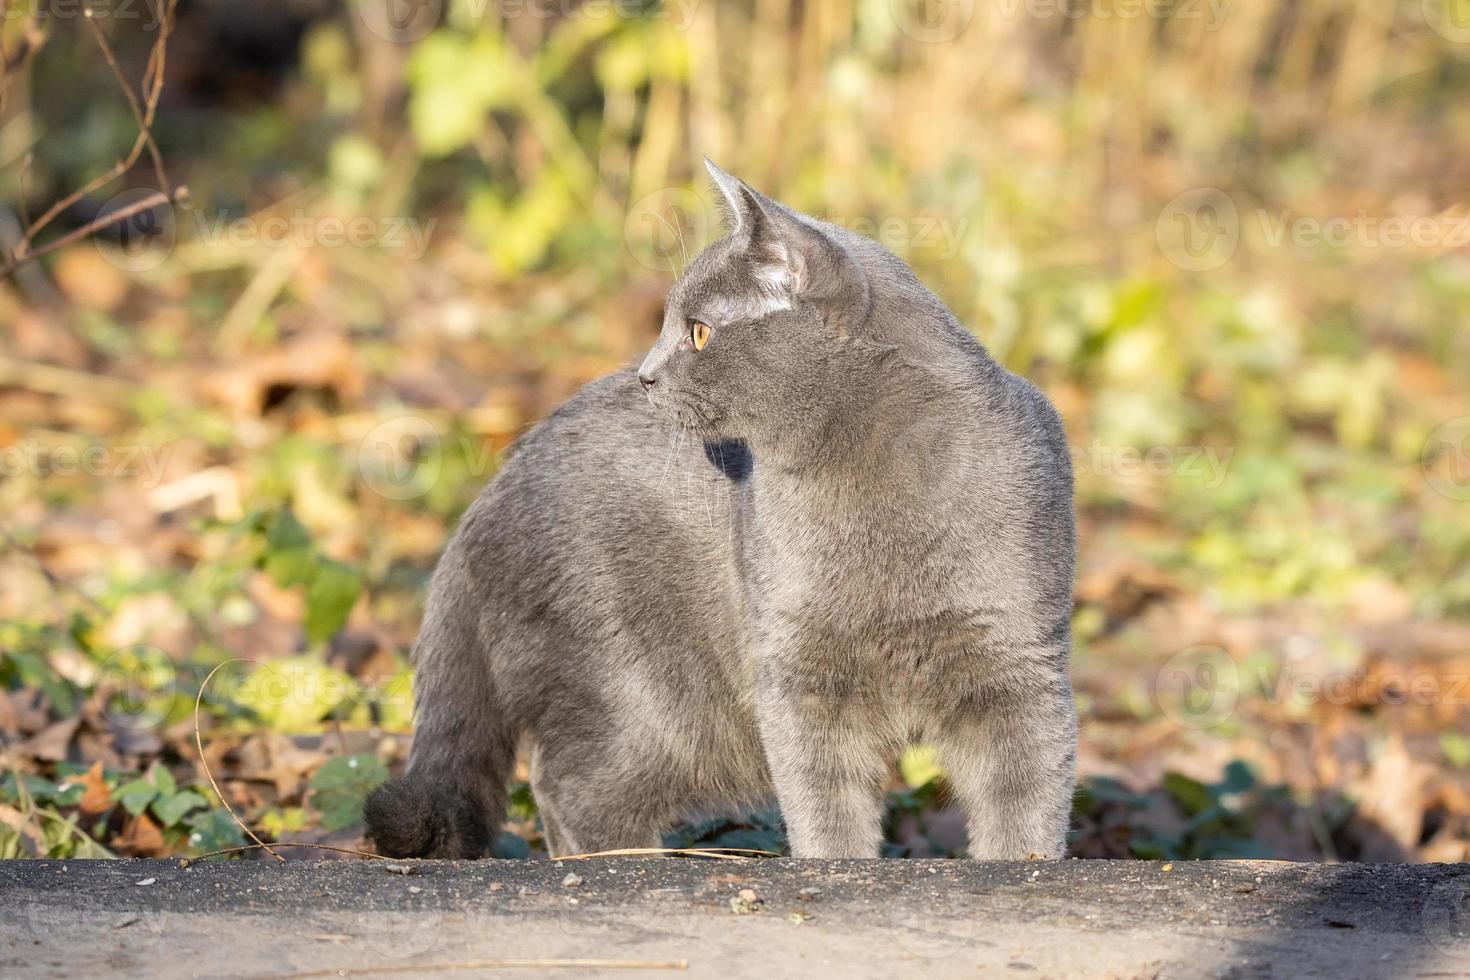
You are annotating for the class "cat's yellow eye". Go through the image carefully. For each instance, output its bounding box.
[691,320,711,351]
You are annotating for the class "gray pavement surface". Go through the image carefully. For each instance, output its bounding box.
[2,858,1469,979]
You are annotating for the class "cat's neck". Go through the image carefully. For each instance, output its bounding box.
[749,335,960,483]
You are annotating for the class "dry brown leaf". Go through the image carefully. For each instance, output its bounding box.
[20,717,80,762]
[206,331,365,417]
[1350,735,1434,860]
[77,760,113,817]
[115,813,167,856]
[232,732,329,798]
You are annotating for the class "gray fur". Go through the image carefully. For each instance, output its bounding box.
[364,161,1077,860]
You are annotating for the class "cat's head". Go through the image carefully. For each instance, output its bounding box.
[636,160,871,442]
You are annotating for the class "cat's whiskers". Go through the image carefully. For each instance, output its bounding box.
[652,210,689,275]
[715,439,736,553]
[657,425,684,492]
[698,451,714,531]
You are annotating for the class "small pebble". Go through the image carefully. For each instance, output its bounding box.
[407,886,422,895]
[562,873,583,888]
[135,878,155,887]
[489,882,504,893]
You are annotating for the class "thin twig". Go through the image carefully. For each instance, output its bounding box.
[80,4,168,191]
[0,186,188,280]
[0,0,184,280]
[265,958,689,978]
[194,660,285,862]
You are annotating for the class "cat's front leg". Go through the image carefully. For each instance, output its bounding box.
[932,665,1077,860]
[755,661,889,859]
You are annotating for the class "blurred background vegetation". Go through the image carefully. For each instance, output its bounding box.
[1,0,1468,862]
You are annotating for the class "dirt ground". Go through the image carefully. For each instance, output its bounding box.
[3,858,1469,979]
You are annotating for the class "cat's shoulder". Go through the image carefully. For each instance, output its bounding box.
[496,367,654,465]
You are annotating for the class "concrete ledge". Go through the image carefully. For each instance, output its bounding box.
[2,858,1468,979]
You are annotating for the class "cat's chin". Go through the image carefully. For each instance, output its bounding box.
[647,395,729,441]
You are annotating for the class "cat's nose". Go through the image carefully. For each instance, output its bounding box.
[638,372,657,391]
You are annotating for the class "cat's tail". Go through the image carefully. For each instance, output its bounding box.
[364,569,516,859]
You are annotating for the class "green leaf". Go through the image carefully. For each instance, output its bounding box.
[184,808,247,854]
[507,781,537,821]
[148,762,177,798]
[407,31,516,156]
[152,790,208,828]
[0,773,60,806]
[1443,732,1470,769]
[233,656,357,731]
[304,559,361,643]
[262,511,314,587]
[898,745,944,790]
[113,778,159,817]
[3,651,77,717]
[1218,760,1256,795]
[1163,773,1213,817]
[259,807,308,838]
[308,754,388,831]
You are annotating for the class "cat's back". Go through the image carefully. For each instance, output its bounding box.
[445,367,737,637]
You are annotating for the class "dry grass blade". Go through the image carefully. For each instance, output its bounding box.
[194,659,284,862]
[557,846,778,860]
[266,958,689,978]
[179,842,392,866]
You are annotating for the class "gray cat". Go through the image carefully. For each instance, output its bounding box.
[364,161,1077,860]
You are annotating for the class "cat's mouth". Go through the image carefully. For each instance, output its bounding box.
[646,389,726,437]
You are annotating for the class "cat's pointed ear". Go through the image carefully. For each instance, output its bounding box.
[705,158,760,238]
[704,159,871,333]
